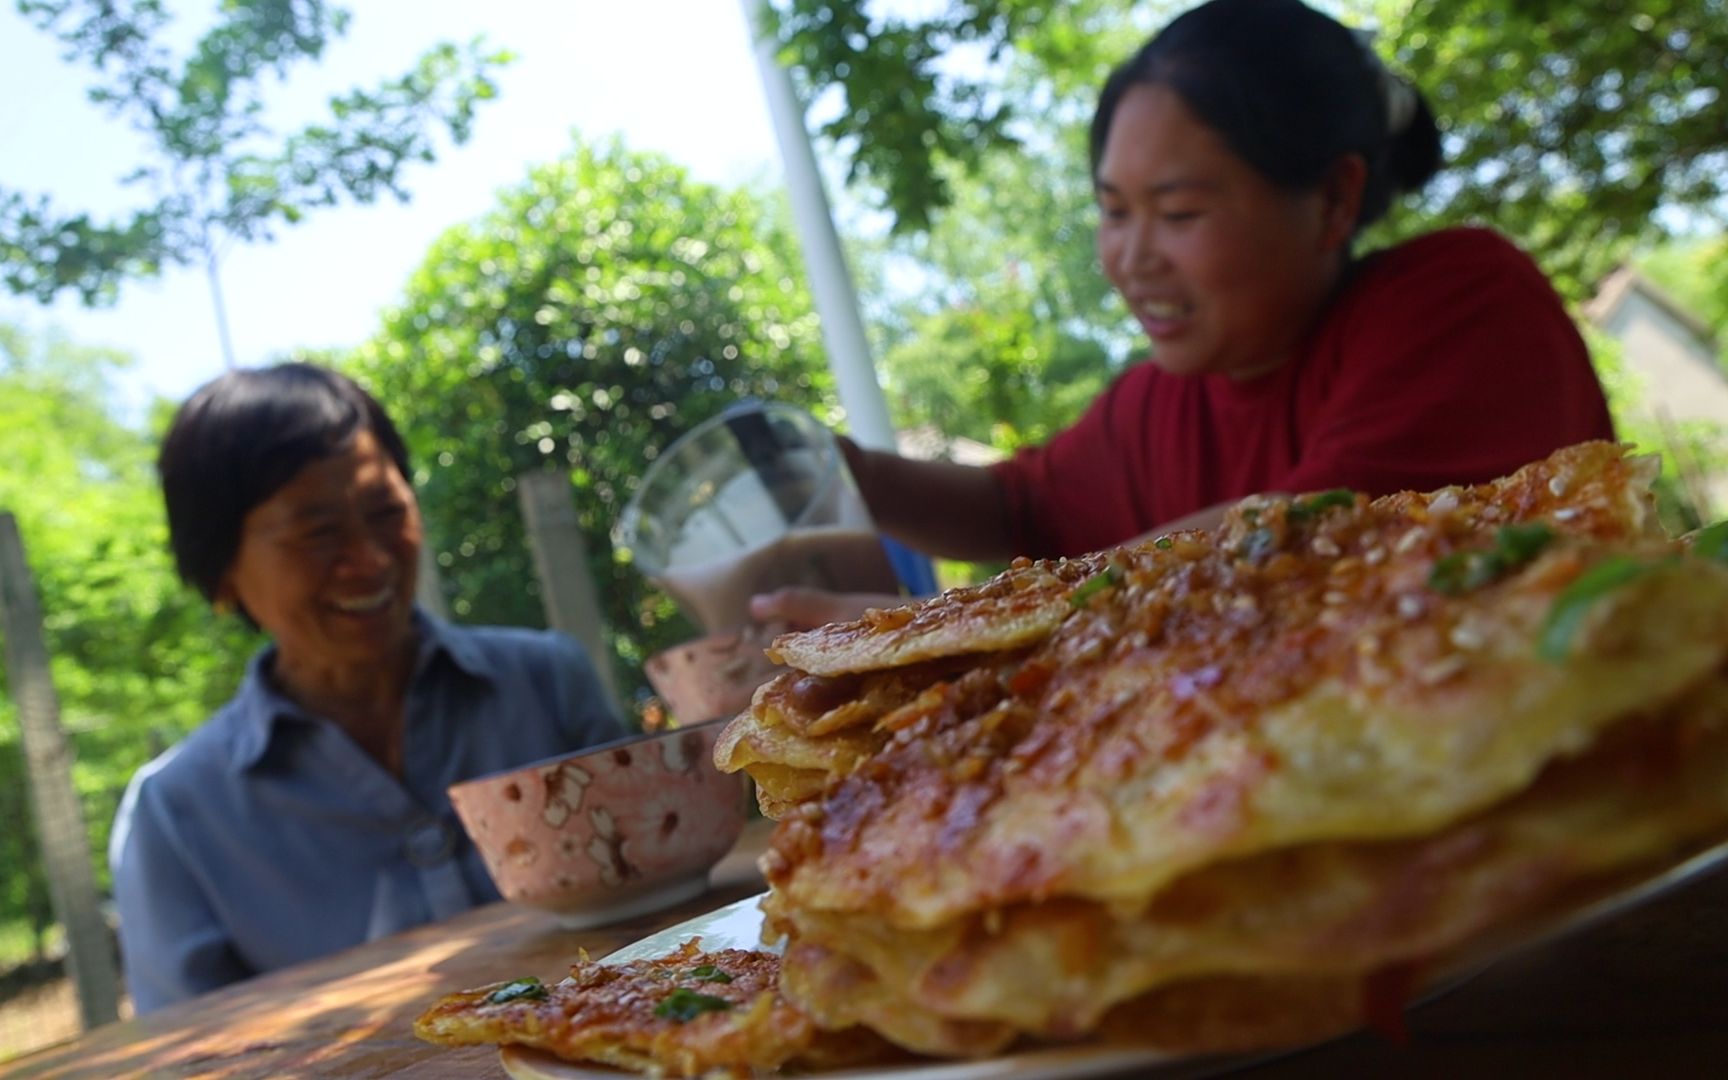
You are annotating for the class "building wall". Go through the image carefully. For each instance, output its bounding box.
[1601,289,1728,427]
[1596,284,1728,515]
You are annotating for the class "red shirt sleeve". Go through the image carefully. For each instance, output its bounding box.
[1277,229,1615,497]
[991,364,1160,559]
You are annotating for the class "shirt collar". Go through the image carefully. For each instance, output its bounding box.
[226,607,499,771]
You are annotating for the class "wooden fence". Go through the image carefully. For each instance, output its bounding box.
[0,513,121,1031]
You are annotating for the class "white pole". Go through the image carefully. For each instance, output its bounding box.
[737,0,898,452]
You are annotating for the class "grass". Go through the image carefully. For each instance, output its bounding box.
[0,919,45,972]
[0,976,81,1062]
[0,917,132,1065]
[0,972,133,1063]
[0,919,69,1066]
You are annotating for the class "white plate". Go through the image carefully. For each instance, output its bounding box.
[500,836,1728,1080]
[502,1038,1212,1080]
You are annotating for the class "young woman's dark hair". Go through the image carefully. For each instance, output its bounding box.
[1090,0,1442,233]
[158,362,412,603]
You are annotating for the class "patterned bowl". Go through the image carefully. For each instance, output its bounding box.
[644,628,785,726]
[448,720,747,928]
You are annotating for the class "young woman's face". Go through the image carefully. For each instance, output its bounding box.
[219,429,422,680]
[1095,83,1357,380]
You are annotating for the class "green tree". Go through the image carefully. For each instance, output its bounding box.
[1637,233,1728,355]
[820,10,1145,454]
[345,138,832,702]
[0,324,255,960]
[1,0,510,365]
[766,0,1727,298]
[880,302,1112,451]
[1584,322,1725,531]
[874,133,1124,450]
[765,0,1148,232]
[1373,0,1728,299]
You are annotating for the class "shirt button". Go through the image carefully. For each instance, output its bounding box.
[404,816,457,868]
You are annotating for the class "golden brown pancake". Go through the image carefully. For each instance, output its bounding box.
[767,549,1112,676]
[413,939,897,1076]
[716,652,1028,817]
[765,440,1661,682]
[418,443,1728,1073]
[715,441,1728,1057]
[765,676,1728,1052]
[756,446,1708,929]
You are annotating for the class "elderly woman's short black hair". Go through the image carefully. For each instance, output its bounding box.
[158,362,412,603]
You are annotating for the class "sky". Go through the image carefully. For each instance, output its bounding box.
[0,0,783,417]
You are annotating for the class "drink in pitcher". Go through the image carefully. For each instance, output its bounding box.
[617,403,911,721]
[655,524,901,635]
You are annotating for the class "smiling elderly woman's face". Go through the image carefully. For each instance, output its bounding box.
[216,428,422,676]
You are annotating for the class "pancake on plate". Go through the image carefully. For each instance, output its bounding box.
[417,441,1728,1072]
[720,440,1728,1055]
[413,938,897,1077]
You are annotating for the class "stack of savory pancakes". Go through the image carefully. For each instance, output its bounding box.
[715,440,1728,1058]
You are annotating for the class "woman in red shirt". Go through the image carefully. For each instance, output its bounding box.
[757,0,1612,623]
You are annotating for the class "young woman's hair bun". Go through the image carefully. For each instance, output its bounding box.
[1385,80,1442,197]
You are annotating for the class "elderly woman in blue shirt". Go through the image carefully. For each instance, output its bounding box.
[109,362,626,1013]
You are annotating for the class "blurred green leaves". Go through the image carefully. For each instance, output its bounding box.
[1373,0,1728,299]
[767,0,1728,299]
[344,138,832,702]
[0,325,256,959]
[766,0,1150,233]
[1,0,511,306]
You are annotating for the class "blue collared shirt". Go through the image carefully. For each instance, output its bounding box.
[109,611,627,1013]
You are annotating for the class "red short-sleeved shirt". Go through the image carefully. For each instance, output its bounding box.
[992,228,1616,558]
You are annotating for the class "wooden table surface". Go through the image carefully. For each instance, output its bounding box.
[8,818,1728,1079]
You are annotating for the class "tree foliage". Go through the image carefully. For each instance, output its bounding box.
[0,326,255,960]
[767,0,1147,232]
[345,139,832,701]
[880,302,1112,451]
[1583,321,1725,530]
[768,0,1728,298]
[1,0,511,307]
[1637,234,1728,353]
[1375,0,1728,298]
[873,126,1124,450]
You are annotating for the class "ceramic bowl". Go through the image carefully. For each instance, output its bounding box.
[448,720,747,928]
[643,628,786,726]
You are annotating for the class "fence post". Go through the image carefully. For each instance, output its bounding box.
[516,472,622,714]
[0,512,121,1029]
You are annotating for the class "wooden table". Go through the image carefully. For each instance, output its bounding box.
[3,825,777,1080]
[8,819,1728,1079]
